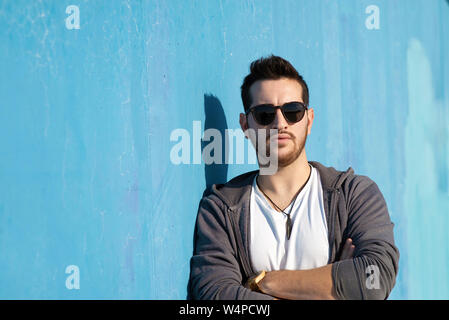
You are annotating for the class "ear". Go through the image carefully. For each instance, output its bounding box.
[239,113,249,138]
[306,108,314,135]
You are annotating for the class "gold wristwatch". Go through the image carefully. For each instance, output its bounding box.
[250,270,266,292]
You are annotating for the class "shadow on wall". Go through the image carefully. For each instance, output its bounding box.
[186,95,229,299]
[202,94,229,194]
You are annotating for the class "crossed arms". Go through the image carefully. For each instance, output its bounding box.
[244,239,355,300]
[188,180,399,300]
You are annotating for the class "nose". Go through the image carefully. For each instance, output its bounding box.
[271,107,288,129]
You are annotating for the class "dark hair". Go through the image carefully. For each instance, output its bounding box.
[240,54,309,113]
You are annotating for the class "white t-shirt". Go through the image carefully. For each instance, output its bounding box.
[249,165,329,272]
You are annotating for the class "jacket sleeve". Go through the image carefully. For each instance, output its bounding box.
[331,178,400,300]
[187,196,274,300]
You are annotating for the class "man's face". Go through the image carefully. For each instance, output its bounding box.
[239,77,314,168]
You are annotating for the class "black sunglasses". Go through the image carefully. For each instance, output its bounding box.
[245,101,308,126]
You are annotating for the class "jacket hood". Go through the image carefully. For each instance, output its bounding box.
[203,161,355,211]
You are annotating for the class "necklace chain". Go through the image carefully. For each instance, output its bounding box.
[255,165,312,240]
[256,181,298,216]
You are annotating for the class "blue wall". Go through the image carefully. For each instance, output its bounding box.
[0,0,448,299]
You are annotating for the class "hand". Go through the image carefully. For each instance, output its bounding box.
[339,238,355,260]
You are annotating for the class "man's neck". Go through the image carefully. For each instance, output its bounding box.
[257,152,311,198]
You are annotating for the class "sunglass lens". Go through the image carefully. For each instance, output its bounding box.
[253,106,275,125]
[283,102,306,123]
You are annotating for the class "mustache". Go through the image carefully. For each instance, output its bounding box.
[267,131,294,140]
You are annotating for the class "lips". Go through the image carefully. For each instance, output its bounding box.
[271,133,291,141]
[268,133,291,144]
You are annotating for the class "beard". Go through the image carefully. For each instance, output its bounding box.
[256,122,308,169]
[276,131,307,167]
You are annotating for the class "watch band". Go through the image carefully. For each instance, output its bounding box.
[254,270,266,291]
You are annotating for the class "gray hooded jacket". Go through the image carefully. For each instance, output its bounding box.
[187,161,399,300]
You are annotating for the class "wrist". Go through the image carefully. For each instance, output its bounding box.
[254,270,266,292]
[247,270,266,292]
[257,270,285,297]
[257,270,274,294]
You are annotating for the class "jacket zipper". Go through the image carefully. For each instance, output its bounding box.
[328,189,338,263]
[228,207,253,279]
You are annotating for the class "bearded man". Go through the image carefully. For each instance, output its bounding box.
[187,55,399,300]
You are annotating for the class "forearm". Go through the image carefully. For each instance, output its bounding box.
[258,264,338,300]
